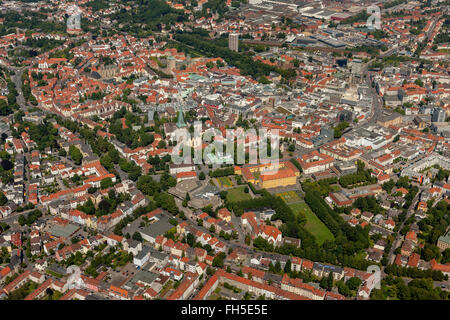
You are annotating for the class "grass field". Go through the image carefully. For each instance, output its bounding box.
[226,186,252,202]
[289,202,334,245]
[276,190,301,203]
[329,185,341,192]
[217,176,233,188]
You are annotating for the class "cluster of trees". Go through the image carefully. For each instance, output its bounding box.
[154,192,178,215]
[25,38,65,54]
[85,248,133,278]
[69,145,83,165]
[22,71,38,105]
[15,120,59,151]
[384,264,447,282]
[289,158,302,173]
[0,151,14,185]
[371,276,448,300]
[333,121,349,138]
[118,158,142,181]
[303,186,371,257]
[174,32,297,81]
[86,0,109,12]
[5,73,18,107]
[0,191,7,206]
[335,277,362,297]
[352,196,384,215]
[109,108,155,149]
[0,222,10,234]
[339,165,376,188]
[77,190,131,218]
[208,166,234,177]
[301,178,338,197]
[382,179,396,194]
[18,210,43,226]
[0,11,66,37]
[147,154,172,172]
[340,11,370,25]
[111,0,186,35]
[137,172,176,196]
[435,167,450,182]
[0,247,10,264]
[253,236,275,252]
[100,148,121,176]
[304,189,342,236]
[417,200,449,262]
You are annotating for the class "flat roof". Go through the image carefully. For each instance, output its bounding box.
[49,223,80,238]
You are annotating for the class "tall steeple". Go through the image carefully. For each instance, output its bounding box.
[176,105,186,128]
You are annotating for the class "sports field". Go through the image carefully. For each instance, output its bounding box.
[289,202,334,245]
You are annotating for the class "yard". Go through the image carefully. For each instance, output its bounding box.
[216,176,233,188]
[289,202,334,245]
[226,186,252,202]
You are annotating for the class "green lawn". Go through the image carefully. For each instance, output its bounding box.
[226,186,252,202]
[329,185,341,192]
[289,202,334,245]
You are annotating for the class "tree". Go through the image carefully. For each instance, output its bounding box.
[71,236,80,244]
[275,261,281,273]
[100,177,114,190]
[414,78,424,87]
[245,234,251,246]
[0,192,7,206]
[158,140,167,149]
[137,175,160,196]
[337,280,352,297]
[212,253,225,268]
[284,259,291,273]
[346,277,362,291]
[58,148,67,157]
[186,233,195,247]
[327,272,334,291]
[199,172,206,180]
[132,232,143,242]
[69,145,83,165]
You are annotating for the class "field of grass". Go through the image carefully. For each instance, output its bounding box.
[329,185,341,192]
[226,186,252,202]
[289,202,334,245]
[276,190,301,203]
[217,176,233,188]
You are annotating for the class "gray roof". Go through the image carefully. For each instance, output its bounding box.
[136,245,151,260]
[138,214,172,239]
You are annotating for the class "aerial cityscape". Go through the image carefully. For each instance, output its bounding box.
[0,0,448,303]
